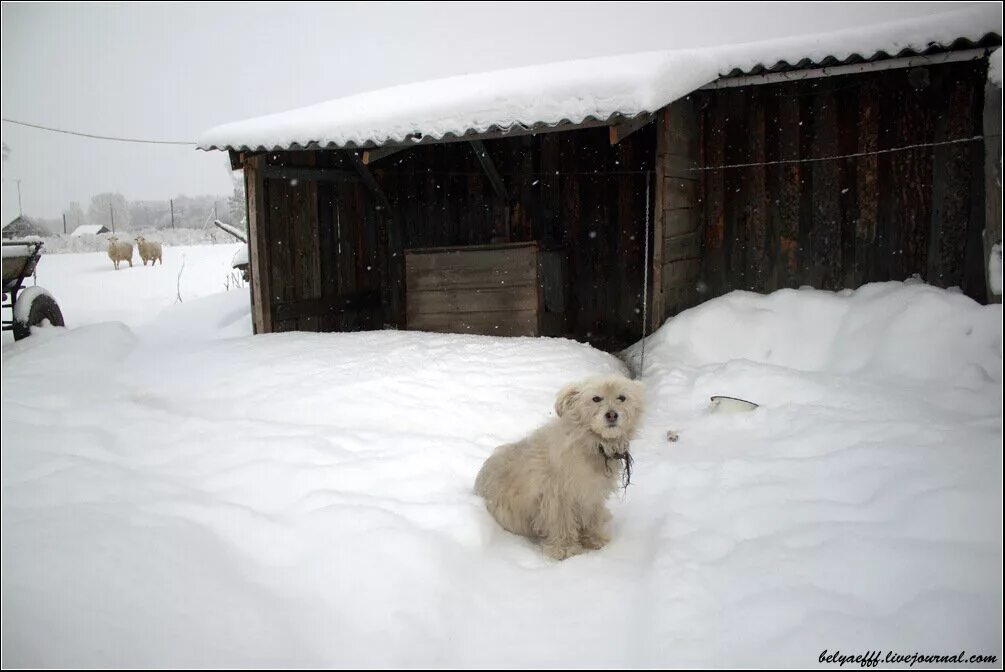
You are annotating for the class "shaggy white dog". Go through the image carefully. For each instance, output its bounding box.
[475,375,646,560]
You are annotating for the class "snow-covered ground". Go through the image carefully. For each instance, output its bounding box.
[1,246,1002,666]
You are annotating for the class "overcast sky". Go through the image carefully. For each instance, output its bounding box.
[0,1,982,225]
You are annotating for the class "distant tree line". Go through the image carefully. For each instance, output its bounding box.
[15,160,246,235]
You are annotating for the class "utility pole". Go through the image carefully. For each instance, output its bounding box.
[16,179,22,217]
[170,199,175,229]
[63,212,67,234]
[214,201,218,220]
[109,203,115,233]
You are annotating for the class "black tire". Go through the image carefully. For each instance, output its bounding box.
[13,292,65,340]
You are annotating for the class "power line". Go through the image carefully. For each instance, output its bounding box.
[1,116,983,168]
[1,118,196,145]
[687,135,984,172]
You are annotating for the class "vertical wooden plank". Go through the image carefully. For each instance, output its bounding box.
[811,87,841,289]
[702,94,727,297]
[244,154,272,334]
[798,82,817,285]
[651,107,668,327]
[776,82,802,290]
[836,82,861,289]
[723,88,747,292]
[934,75,977,288]
[892,70,934,282]
[746,87,768,291]
[856,79,880,285]
[266,167,293,332]
[873,78,896,284]
[317,177,337,332]
[291,156,320,332]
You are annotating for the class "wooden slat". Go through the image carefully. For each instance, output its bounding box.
[405,245,538,272]
[701,92,727,296]
[663,177,697,210]
[652,109,668,326]
[244,155,272,334]
[746,87,768,291]
[811,88,841,289]
[797,85,816,285]
[856,79,880,284]
[664,231,701,262]
[835,82,861,289]
[266,175,293,331]
[664,258,701,287]
[272,290,381,322]
[406,286,538,316]
[407,309,539,337]
[723,88,747,292]
[407,266,537,292]
[316,180,337,332]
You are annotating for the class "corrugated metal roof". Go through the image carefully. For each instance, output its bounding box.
[199,7,1001,153]
[722,33,1001,77]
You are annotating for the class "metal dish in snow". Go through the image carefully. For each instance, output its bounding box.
[709,395,759,413]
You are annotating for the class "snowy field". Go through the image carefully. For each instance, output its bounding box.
[1,245,1002,667]
[0,242,250,340]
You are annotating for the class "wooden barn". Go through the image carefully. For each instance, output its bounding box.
[200,8,1001,351]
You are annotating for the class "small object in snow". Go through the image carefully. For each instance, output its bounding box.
[666,430,679,442]
[709,396,759,413]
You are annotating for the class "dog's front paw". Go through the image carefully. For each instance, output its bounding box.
[579,529,610,550]
[543,540,584,560]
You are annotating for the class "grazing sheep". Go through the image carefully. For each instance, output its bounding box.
[134,236,163,266]
[107,236,134,270]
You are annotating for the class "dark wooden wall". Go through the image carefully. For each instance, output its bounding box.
[377,125,655,349]
[692,58,990,304]
[248,124,656,350]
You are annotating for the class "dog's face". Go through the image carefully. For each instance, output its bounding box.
[554,375,646,443]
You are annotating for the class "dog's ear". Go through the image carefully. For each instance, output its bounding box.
[554,384,580,418]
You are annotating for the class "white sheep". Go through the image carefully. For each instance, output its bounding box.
[107,236,134,270]
[134,236,163,266]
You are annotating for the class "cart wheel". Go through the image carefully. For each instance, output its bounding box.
[13,289,65,340]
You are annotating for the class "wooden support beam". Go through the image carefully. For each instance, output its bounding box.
[609,112,655,145]
[347,151,392,212]
[244,155,272,334]
[469,140,508,200]
[363,146,407,165]
[261,166,359,182]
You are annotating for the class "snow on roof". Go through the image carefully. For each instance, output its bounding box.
[199,5,1000,153]
[71,224,109,236]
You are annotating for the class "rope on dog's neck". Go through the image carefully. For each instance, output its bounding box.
[599,444,634,491]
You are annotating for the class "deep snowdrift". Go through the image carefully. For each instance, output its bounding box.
[2,281,1002,666]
